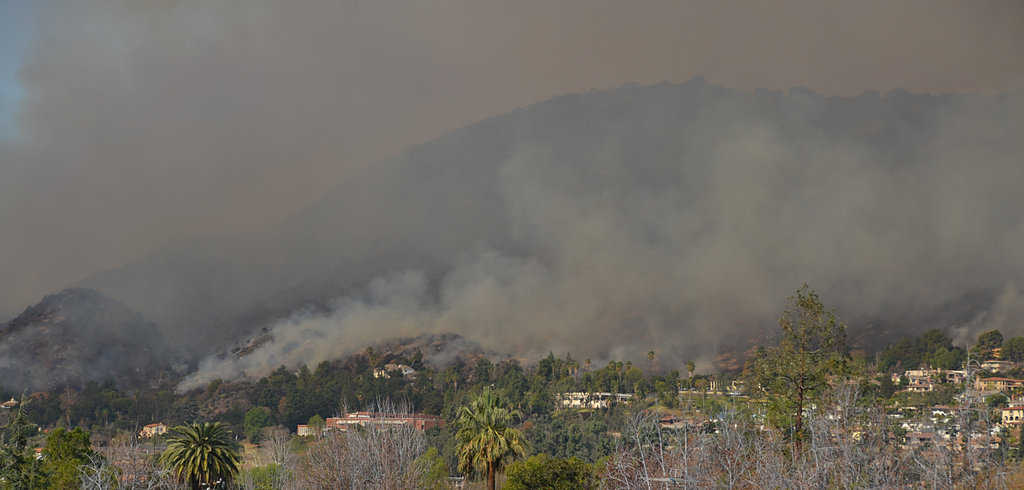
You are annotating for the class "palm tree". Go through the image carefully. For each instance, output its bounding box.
[686,360,696,387]
[456,388,527,490]
[160,422,240,489]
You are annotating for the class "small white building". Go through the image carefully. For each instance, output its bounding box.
[557,392,632,409]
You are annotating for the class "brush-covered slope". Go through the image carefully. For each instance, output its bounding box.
[0,288,178,390]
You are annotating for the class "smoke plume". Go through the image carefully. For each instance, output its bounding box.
[181,83,1024,389]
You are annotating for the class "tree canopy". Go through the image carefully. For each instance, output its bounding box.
[456,388,528,490]
[748,284,850,456]
[160,422,240,489]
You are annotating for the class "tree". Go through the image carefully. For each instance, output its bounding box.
[456,388,528,490]
[307,414,326,439]
[80,434,175,490]
[505,454,597,490]
[749,284,850,457]
[160,422,240,489]
[43,427,96,488]
[414,447,450,490]
[296,401,427,489]
[1003,337,1024,363]
[244,407,272,443]
[686,360,696,387]
[931,346,966,370]
[0,401,47,488]
[972,329,1004,360]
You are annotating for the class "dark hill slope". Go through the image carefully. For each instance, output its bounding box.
[0,288,176,391]
[77,78,1024,367]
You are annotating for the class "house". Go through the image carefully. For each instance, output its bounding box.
[0,397,18,409]
[975,377,1024,392]
[895,369,967,387]
[905,432,935,447]
[296,425,314,437]
[557,392,633,409]
[373,364,417,380]
[323,412,444,432]
[906,380,934,393]
[139,423,168,438]
[981,360,1014,373]
[1001,406,1024,427]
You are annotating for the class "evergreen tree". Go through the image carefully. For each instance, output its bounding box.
[749,284,850,458]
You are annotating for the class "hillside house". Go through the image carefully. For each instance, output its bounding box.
[0,397,18,409]
[557,392,633,409]
[894,369,966,387]
[975,377,1024,392]
[139,423,167,438]
[1001,406,1024,427]
[982,360,1015,373]
[372,364,417,380]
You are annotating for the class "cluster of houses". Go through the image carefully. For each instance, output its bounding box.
[883,359,1024,450]
[297,411,444,436]
[891,369,969,393]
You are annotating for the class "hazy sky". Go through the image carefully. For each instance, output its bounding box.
[0,0,1022,317]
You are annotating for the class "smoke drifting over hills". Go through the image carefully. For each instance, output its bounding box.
[1,0,1022,316]
[182,82,1024,389]
[0,2,1022,389]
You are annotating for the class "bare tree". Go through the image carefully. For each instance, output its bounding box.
[80,434,182,490]
[290,400,429,490]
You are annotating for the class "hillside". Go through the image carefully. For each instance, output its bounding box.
[72,78,1024,381]
[0,288,178,391]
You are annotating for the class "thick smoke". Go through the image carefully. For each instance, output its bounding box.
[181,87,1024,389]
[0,1,1022,389]
[1,0,1022,318]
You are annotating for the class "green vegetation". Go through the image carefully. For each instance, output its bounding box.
[3,286,1024,487]
[505,454,598,490]
[456,388,528,490]
[41,427,95,488]
[749,284,851,454]
[160,422,240,489]
[876,328,966,372]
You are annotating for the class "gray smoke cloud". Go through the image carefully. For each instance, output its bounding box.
[179,85,1024,389]
[0,2,1022,392]
[1,0,1023,318]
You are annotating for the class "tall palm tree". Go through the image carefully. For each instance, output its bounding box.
[456,388,527,490]
[160,422,240,489]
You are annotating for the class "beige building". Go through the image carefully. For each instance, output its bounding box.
[139,423,168,438]
[1001,406,1024,427]
[976,377,1024,392]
